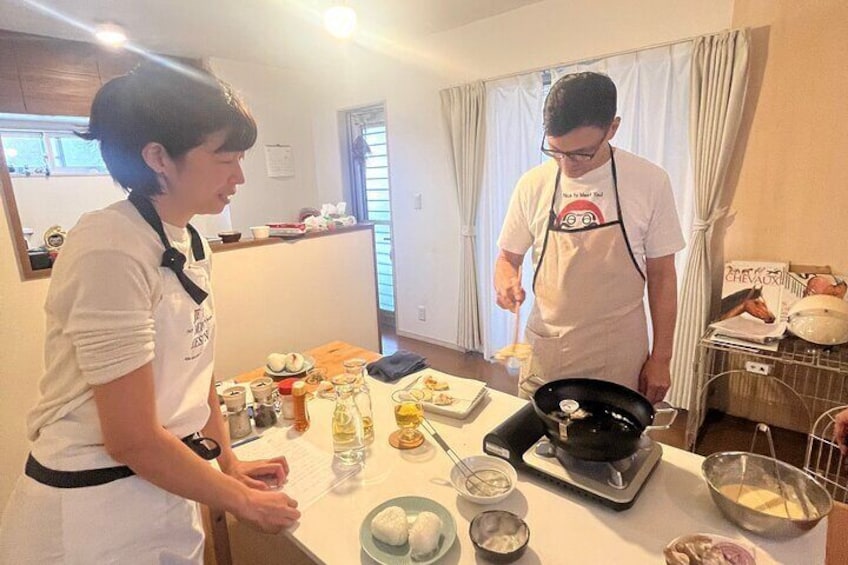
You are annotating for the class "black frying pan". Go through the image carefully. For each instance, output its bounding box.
[531,378,677,462]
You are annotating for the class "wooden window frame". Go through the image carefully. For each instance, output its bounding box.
[0,134,48,280]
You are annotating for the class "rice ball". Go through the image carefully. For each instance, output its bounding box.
[266,353,286,373]
[370,506,408,546]
[285,352,305,373]
[409,511,442,558]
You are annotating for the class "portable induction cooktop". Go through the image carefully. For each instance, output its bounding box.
[483,403,662,511]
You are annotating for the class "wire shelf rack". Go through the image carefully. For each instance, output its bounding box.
[805,406,848,504]
[686,335,848,451]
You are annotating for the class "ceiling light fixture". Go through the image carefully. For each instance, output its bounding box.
[323,4,357,39]
[94,23,127,47]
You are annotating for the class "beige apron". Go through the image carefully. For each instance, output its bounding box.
[519,149,648,399]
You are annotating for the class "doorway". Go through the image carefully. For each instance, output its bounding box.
[344,104,396,328]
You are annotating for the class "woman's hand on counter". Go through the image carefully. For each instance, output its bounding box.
[226,455,290,490]
[238,488,301,533]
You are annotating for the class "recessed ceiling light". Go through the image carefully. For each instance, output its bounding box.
[323,5,357,39]
[95,23,127,47]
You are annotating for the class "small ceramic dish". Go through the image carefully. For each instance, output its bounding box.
[218,231,241,243]
[469,510,529,563]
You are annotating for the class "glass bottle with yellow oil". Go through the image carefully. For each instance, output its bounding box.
[331,382,365,465]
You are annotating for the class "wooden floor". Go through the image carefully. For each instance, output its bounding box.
[381,326,809,464]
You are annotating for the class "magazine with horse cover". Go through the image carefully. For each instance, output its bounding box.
[709,261,788,344]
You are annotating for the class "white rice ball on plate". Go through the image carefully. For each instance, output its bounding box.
[370,506,409,546]
[409,511,443,558]
[266,353,286,373]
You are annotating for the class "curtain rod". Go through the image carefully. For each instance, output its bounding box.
[460,29,729,88]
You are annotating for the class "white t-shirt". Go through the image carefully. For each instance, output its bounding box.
[27,199,216,470]
[497,148,685,273]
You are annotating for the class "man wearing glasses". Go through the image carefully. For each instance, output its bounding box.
[495,72,684,405]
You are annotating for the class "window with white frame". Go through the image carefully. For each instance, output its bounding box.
[1,113,107,176]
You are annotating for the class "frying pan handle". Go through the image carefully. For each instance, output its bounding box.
[645,407,678,431]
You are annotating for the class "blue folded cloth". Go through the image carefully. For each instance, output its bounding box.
[366,350,428,383]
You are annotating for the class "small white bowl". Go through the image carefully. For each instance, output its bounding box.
[250,225,270,239]
[450,455,517,504]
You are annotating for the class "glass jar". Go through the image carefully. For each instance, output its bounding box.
[222,386,252,440]
[250,377,277,428]
[344,358,374,445]
[292,381,310,432]
[331,382,365,465]
[277,377,298,420]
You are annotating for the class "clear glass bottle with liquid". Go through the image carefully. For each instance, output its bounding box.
[331,382,365,465]
[343,358,374,446]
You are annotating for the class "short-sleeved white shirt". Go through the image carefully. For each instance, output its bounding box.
[497,148,685,273]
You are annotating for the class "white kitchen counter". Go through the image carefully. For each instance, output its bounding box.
[237,374,826,564]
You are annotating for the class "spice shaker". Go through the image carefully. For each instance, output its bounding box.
[277,377,298,421]
[292,380,310,432]
[249,377,277,429]
[222,386,252,440]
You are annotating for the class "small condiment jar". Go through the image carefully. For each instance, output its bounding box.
[250,377,278,429]
[222,386,252,440]
[277,377,299,421]
[292,380,310,432]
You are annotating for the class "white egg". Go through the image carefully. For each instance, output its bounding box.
[285,352,305,373]
[266,353,286,373]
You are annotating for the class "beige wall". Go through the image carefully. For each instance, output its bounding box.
[12,174,124,245]
[726,0,848,274]
[0,187,50,510]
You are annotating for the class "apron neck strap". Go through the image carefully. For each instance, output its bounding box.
[128,191,208,305]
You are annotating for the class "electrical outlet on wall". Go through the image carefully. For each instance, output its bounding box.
[417,306,426,321]
[744,361,772,376]
[414,193,423,210]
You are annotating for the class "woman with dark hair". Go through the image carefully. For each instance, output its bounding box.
[0,62,300,563]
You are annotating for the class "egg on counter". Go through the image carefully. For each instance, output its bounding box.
[285,352,305,373]
[266,353,287,373]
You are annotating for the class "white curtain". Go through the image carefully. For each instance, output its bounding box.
[668,29,750,410]
[477,73,545,359]
[440,82,487,351]
[479,43,695,360]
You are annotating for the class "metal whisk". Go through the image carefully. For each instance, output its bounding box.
[419,418,511,496]
[737,423,796,519]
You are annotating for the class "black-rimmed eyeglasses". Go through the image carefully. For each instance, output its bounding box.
[540,129,609,162]
[540,140,605,162]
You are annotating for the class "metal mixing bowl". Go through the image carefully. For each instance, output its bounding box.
[702,452,833,538]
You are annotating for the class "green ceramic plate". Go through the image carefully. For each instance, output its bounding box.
[359,496,457,565]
